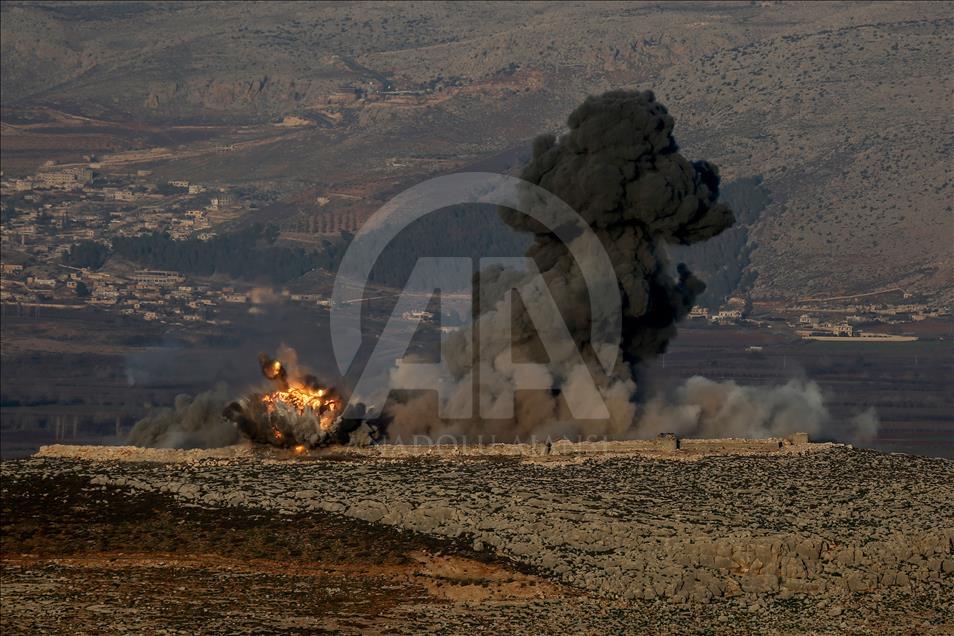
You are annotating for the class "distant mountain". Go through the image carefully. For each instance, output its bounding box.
[2,1,951,302]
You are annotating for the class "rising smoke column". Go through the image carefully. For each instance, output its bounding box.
[388,90,735,439]
[500,90,733,367]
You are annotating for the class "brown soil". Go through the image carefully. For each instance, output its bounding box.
[0,473,568,634]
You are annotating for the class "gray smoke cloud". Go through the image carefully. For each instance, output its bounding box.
[124,91,878,448]
[639,376,879,444]
[128,384,240,449]
[388,90,735,439]
[385,90,879,446]
[848,407,880,444]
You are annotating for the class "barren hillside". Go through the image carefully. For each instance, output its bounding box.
[2,1,951,301]
[3,445,952,633]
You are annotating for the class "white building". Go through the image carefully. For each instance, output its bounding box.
[688,306,710,320]
[128,270,185,286]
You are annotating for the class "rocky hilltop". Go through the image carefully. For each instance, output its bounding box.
[3,443,951,633]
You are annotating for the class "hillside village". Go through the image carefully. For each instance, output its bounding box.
[0,164,333,327]
[687,295,946,341]
[2,158,949,334]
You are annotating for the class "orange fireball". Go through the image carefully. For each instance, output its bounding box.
[261,383,328,414]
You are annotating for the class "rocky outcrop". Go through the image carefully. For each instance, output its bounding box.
[8,446,953,606]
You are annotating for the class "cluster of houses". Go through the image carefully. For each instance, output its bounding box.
[1,166,229,251]
[687,296,749,324]
[2,265,217,324]
[0,261,343,326]
[790,302,946,324]
[683,286,947,335]
[794,314,856,337]
[0,166,274,326]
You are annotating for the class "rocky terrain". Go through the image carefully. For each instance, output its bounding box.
[3,1,952,301]
[2,443,952,633]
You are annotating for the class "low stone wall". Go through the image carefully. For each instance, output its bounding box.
[34,444,254,463]
[34,434,830,464]
[680,439,782,453]
[362,433,822,460]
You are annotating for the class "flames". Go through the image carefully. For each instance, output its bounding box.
[262,385,333,417]
[261,384,339,432]
[263,359,283,381]
[223,351,354,449]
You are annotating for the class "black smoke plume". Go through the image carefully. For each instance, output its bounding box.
[388,90,736,439]
[503,89,734,366]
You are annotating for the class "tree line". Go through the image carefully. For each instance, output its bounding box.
[64,224,350,284]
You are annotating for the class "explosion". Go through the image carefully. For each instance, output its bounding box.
[388,89,736,440]
[128,350,372,451]
[129,91,877,451]
[222,353,361,449]
[262,385,333,419]
[379,90,878,445]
